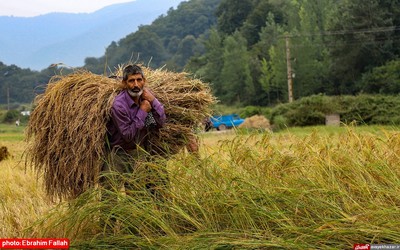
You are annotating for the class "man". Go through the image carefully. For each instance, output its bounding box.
[101,64,167,200]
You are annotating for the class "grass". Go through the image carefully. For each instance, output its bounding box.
[0,124,50,238]
[1,124,400,249]
[0,123,26,141]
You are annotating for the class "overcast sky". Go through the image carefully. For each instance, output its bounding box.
[0,0,135,17]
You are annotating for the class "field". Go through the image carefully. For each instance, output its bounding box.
[1,124,400,249]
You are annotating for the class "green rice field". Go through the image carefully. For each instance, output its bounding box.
[1,124,400,249]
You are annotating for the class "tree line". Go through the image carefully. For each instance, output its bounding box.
[187,0,400,106]
[1,0,399,107]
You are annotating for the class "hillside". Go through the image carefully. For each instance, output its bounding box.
[83,0,221,73]
[0,0,183,70]
[1,0,399,108]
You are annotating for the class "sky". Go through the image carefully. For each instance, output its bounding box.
[0,0,135,17]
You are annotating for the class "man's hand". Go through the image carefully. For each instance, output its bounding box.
[141,88,155,102]
[140,100,152,112]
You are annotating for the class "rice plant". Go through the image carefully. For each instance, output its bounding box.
[19,126,400,249]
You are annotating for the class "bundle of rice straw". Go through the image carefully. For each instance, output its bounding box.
[238,115,271,130]
[0,146,10,161]
[25,66,216,200]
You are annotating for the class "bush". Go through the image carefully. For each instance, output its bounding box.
[239,106,260,118]
[270,94,400,127]
[211,104,241,116]
[271,115,288,131]
[337,95,400,125]
[358,60,400,94]
[270,94,333,127]
[2,110,20,123]
[239,106,273,120]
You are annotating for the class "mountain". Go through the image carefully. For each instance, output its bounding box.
[0,0,183,71]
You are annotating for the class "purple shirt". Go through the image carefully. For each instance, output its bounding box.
[107,90,166,151]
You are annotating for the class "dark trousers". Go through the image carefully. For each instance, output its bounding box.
[99,146,169,211]
[99,147,170,232]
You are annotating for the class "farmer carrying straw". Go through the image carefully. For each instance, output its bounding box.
[26,62,216,204]
[101,64,167,204]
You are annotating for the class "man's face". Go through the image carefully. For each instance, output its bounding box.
[125,73,145,97]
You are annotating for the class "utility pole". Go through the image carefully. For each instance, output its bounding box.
[285,35,294,103]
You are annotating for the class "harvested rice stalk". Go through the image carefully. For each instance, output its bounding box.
[0,146,10,161]
[25,66,216,200]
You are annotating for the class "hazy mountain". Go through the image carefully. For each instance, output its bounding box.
[0,0,183,70]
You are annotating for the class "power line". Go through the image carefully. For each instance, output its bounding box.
[288,35,400,49]
[280,26,400,38]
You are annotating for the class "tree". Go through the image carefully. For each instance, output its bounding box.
[256,12,287,104]
[190,29,225,98]
[82,0,220,71]
[259,58,272,105]
[111,27,167,68]
[168,35,203,71]
[254,12,285,61]
[2,110,19,123]
[83,57,105,74]
[220,32,254,105]
[216,0,254,35]
[264,45,287,103]
[290,0,333,97]
[359,60,400,94]
[241,0,290,46]
[326,0,397,94]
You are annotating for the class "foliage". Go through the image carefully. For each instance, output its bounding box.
[0,62,72,105]
[83,0,221,74]
[216,0,254,35]
[270,94,333,127]
[326,0,399,94]
[239,105,272,119]
[358,60,400,94]
[270,94,400,127]
[271,115,288,131]
[210,104,242,117]
[219,32,254,105]
[192,0,400,105]
[79,0,400,106]
[256,13,287,104]
[239,105,262,118]
[2,0,400,108]
[337,95,400,125]
[2,110,20,124]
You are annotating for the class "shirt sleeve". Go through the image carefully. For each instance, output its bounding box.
[151,98,166,127]
[111,103,148,143]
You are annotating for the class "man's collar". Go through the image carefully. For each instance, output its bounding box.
[123,90,138,108]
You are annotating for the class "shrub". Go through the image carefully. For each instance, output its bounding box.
[359,60,400,94]
[239,106,273,120]
[270,95,333,127]
[338,95,400,125]
[271,115,288,131]
[239,106,262,118]
[2,110,20,124]
[270,94,400,127]
[211,104,241,116]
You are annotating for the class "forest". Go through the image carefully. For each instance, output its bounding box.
[0,0,399,107]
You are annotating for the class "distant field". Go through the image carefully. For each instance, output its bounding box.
[1,124,400,249]
[0,123,26,132]
[0,123,49,239]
